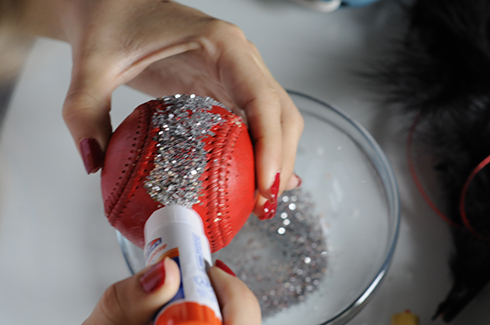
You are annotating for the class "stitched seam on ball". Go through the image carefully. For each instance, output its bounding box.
[114,104,160,222]
[219,117,242,247]
[202,127,228,250]
[107,104,153,222]
[205,115,243,251]
[105,107,147,217]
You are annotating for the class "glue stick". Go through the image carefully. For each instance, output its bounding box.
[144,205,222,325]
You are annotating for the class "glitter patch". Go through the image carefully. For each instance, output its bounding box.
[213,188,329,318]
[144,94,230,207]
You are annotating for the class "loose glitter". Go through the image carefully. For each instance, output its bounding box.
[213,188,329,318]
[144,95,230,207]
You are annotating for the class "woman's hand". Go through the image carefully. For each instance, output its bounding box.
[19,0,304,219]
[83,258,261,325]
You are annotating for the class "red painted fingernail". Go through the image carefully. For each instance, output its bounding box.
[269,172,281,203]
[263,199,278,220]
[258,210,268,221]
[215,259,236,277]
[295,174,302,188]
[79,138,104,174]
[139,259,167,293]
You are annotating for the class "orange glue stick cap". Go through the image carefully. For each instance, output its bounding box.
[155,301,222,325]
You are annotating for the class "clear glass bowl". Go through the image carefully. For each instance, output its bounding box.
[117,90,400,325]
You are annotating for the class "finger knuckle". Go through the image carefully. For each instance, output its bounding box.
[204,19,247,42]
[62,93,83,123]
[246,39,260,55]
[98,283,127,324]
[265,90,282,114]
[242,90,280,117]
[295,109,305,132]
[62,91,107,124]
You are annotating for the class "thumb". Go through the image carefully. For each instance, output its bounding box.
[209,260,261,325]
[83,258,181,325]
[63,70,114,174]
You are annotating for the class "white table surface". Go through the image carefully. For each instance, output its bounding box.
[1,0,489,324]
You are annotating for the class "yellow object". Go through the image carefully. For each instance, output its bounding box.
[391,310,419,325]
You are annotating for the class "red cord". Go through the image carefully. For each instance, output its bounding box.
[407,112,490,242]
[407,112,460,228]
[459,155,490,241]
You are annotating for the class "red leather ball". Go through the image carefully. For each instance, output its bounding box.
[101,96,255,252]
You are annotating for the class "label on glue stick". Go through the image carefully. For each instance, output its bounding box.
[144,205,222,323]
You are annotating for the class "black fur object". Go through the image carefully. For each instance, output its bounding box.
[371,0,490,322]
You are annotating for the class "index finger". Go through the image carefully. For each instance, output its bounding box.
[218,42,303,215]
[219,43,284,200]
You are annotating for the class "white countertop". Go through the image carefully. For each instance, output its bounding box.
[1,0,489,324]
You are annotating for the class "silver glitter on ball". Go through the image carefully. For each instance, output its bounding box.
[144,95,230,207]
[213,188,329,319]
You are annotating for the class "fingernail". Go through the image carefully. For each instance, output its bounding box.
[269,172,281,203]
[139,258,167,293]
[215,259,236,277]
[263,199,278,220]
[80,138,104,174]
[295,173,302,188]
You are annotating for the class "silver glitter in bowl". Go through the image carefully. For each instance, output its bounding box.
[144,95,229,207]
[213,188,329,318]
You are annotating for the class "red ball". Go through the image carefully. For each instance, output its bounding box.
[101,96,255,252]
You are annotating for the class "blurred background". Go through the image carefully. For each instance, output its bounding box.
[1,0,489,324]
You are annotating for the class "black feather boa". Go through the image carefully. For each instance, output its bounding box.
[372,0,490,322]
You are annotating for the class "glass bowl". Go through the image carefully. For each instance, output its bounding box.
[117,90,400,324]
